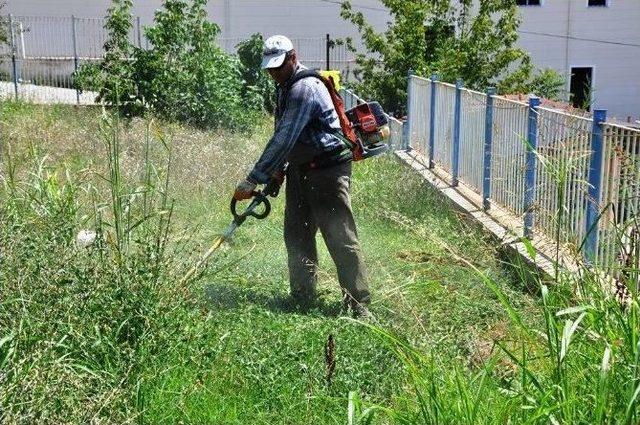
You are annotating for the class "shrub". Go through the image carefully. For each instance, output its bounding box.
[236,33,276,113]
[74,0,262,131]
[73,0,141,116]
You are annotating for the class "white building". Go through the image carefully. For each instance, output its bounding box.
[515,0,640,121]
[5,0,640,119]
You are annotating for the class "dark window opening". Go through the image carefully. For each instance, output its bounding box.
[570,67,593,111]
[516,0,541,5]
[588,0,607,6]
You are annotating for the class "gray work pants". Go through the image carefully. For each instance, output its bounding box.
[284,161,370,305]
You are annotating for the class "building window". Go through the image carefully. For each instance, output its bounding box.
[570,67,593,111]
[588,0,607,6]
[516,0,541,5]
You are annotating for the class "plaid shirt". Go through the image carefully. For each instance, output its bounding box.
[248,65,344,184]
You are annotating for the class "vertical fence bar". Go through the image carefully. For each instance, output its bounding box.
[325,34,330,71]
[8,14,18,101]
[452,79,463,186]
[72,15,80,104]
[137,17,143,48]
[585,109,607,262]
[428,74,437,168]
[524,96,541,239]
[402,70,414,150]
[483,87,496,210]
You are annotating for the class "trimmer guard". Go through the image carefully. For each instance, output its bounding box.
[361,143,389,159]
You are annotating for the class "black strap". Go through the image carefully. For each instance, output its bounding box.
[276,70,324,119]
[285,70,322,91]
[299,147,353,173]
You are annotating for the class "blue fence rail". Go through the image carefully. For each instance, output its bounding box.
[422,75,640,270]
[347,75,640,272]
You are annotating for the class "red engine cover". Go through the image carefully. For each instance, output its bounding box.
[354,104,378,133]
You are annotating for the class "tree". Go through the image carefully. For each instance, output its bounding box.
[340,0,560,113]
[74,0,261,130]
[73,0,140,115]
[133,0,254,129]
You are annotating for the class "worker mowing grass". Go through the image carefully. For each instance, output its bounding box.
[233,35,387,318]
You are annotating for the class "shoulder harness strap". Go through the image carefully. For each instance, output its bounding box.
[279,70,358,148]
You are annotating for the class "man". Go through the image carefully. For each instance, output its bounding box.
[233,35,370,317]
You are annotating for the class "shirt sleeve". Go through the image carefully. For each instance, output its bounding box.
[248,81,318,184]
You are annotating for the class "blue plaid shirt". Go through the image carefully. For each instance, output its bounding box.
[248,65,344,184]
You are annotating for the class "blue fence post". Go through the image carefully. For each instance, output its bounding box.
[482,87,496,211]
[452,79,463,187]
[428,73,437,169]
[402,69,414,151]
[585,109,607,262]
[524,96,541,239]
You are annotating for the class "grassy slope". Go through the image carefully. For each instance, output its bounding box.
[1,103,538,424]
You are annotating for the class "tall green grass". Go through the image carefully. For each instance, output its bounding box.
[348,266,640,424]
[345,136,640,424]
[7,101,636,423]
[0,108,195,422]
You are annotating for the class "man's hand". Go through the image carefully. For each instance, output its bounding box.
[272,169,286,185]
[233,178,257,201]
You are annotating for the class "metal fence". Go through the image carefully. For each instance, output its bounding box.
[0,14,356,104]
[598,123,640,269]
[490,96,529,219]
[401,74,640,271]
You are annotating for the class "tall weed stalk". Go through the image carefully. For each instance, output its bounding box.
[0,110,188,423]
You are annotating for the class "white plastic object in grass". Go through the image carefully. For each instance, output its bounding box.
[76,229,97,248]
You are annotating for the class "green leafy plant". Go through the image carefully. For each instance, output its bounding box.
[499,66,566,101]
[340,0,562,113]
[73,0,141,116]
[236,33,276,113]
[136,0,258,129]
[74,0,262,130]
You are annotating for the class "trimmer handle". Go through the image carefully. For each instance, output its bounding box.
[230,165,286,226]
[230,192,271,226]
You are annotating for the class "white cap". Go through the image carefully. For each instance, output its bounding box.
[261,35,294,69]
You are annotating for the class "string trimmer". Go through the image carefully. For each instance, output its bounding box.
[180,170,285,285]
